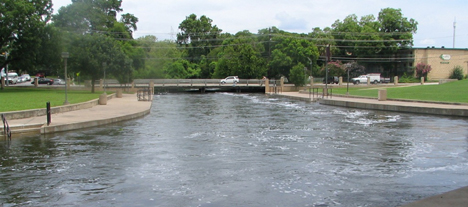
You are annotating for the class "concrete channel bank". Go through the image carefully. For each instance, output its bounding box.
[274,91,468,207]
[1,93,152,136]
[276,91,468,117]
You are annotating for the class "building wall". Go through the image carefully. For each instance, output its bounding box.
[413,48,468,80]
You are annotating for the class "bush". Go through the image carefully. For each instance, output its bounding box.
[399,73,419,83]
[415,63,432,79]
[289,63,306,87]
[449,66,464,80]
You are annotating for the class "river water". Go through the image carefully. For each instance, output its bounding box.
[1,93,468,207]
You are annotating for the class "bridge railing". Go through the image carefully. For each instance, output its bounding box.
[93,79,266,87]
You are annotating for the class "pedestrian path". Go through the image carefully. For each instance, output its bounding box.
[2,93,152,136]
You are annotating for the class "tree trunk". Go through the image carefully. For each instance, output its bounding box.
[91,79,95,93]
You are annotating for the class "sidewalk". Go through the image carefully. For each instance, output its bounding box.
[275,91,468,207]
[2,93,152,136]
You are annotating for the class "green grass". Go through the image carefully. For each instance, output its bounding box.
[332,79,468,103]
[0,88,108,112]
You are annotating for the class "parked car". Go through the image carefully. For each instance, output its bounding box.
[7,72,18,84]
[54,79,66,85]
[323,76,339,84]
[31,77,54,85]
[351,73,385,85]
[19,74,31,82]
[220,76,239,84]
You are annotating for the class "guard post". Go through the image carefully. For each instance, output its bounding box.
[46,102,51,126]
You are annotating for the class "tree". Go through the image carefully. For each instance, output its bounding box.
[1,0,53,71]
[211,31,266,79]
[177,14,222,63]
[135,36,182,79]
[164,59,200,79]
[289,63,307,86]
[415,62,432,80]
[268,34,319,79]
[330,8,417,76]
[34,24,63,76]
[70,33,131,93]
[345,61,366,79]
[54,0,124,33]
[321,61,346,77]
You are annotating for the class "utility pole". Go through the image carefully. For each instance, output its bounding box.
[325,45,331,91]
[453,17,456,48]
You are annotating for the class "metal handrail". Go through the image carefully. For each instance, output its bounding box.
[2,114,12,144]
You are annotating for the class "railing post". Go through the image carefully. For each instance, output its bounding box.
[46,102,51,126]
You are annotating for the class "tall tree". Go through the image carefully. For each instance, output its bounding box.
[0,0,52,71]
[212,31,266,79]
[70,33,130,92]
[177,14,222,63]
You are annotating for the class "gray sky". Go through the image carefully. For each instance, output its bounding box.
[52,0,468,48]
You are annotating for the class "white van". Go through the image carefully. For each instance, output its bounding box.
[7,72,18,84]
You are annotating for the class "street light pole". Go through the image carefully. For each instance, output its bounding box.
[102,62,107,94]
[62,52,69,105]
[347,65,350,95]
[4,52,9,86]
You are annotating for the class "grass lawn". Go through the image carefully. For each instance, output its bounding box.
[332,79,468,103]
[0,87,108,112]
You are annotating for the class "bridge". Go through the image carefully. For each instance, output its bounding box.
[96,79,283,94]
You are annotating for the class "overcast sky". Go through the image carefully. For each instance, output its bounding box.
[51,0,468,49]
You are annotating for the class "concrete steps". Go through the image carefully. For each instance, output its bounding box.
[1,123,44,136]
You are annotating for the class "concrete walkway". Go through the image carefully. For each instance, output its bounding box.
[2,93,152,136]
[274,91,468,207]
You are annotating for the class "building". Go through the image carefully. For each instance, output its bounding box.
[413,47,468,80]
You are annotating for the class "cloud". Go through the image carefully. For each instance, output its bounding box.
[419,38,436,46]
[275,12,308,31]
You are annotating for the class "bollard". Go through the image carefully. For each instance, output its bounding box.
[46,102,51,126]
[99,93,107,105]
[378,89,387,101]
[116,89,123,98]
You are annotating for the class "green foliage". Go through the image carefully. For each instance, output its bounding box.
[289,63,307,86]
[70,33,132,92]
[267,31,319,79]
[322,61,346,77]
[449,65,465,80]
[177,14,222,63]
[398,73,419,83]
[415,62,432,79]
[211,31,266,79]
[331,8,418,76]
[1,0,53,72]
[164,59,200,79]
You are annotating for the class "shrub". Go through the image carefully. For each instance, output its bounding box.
[449,66,465,80]
[289,63,307,86]
[399,73,419,83]
[415,62,432,80]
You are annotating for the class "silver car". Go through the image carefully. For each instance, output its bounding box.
[220,76,239,84]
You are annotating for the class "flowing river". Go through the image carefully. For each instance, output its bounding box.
[1,93,468,207]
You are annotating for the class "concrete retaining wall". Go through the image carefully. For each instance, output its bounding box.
[319,98,468,117]
[41,107,150,134]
